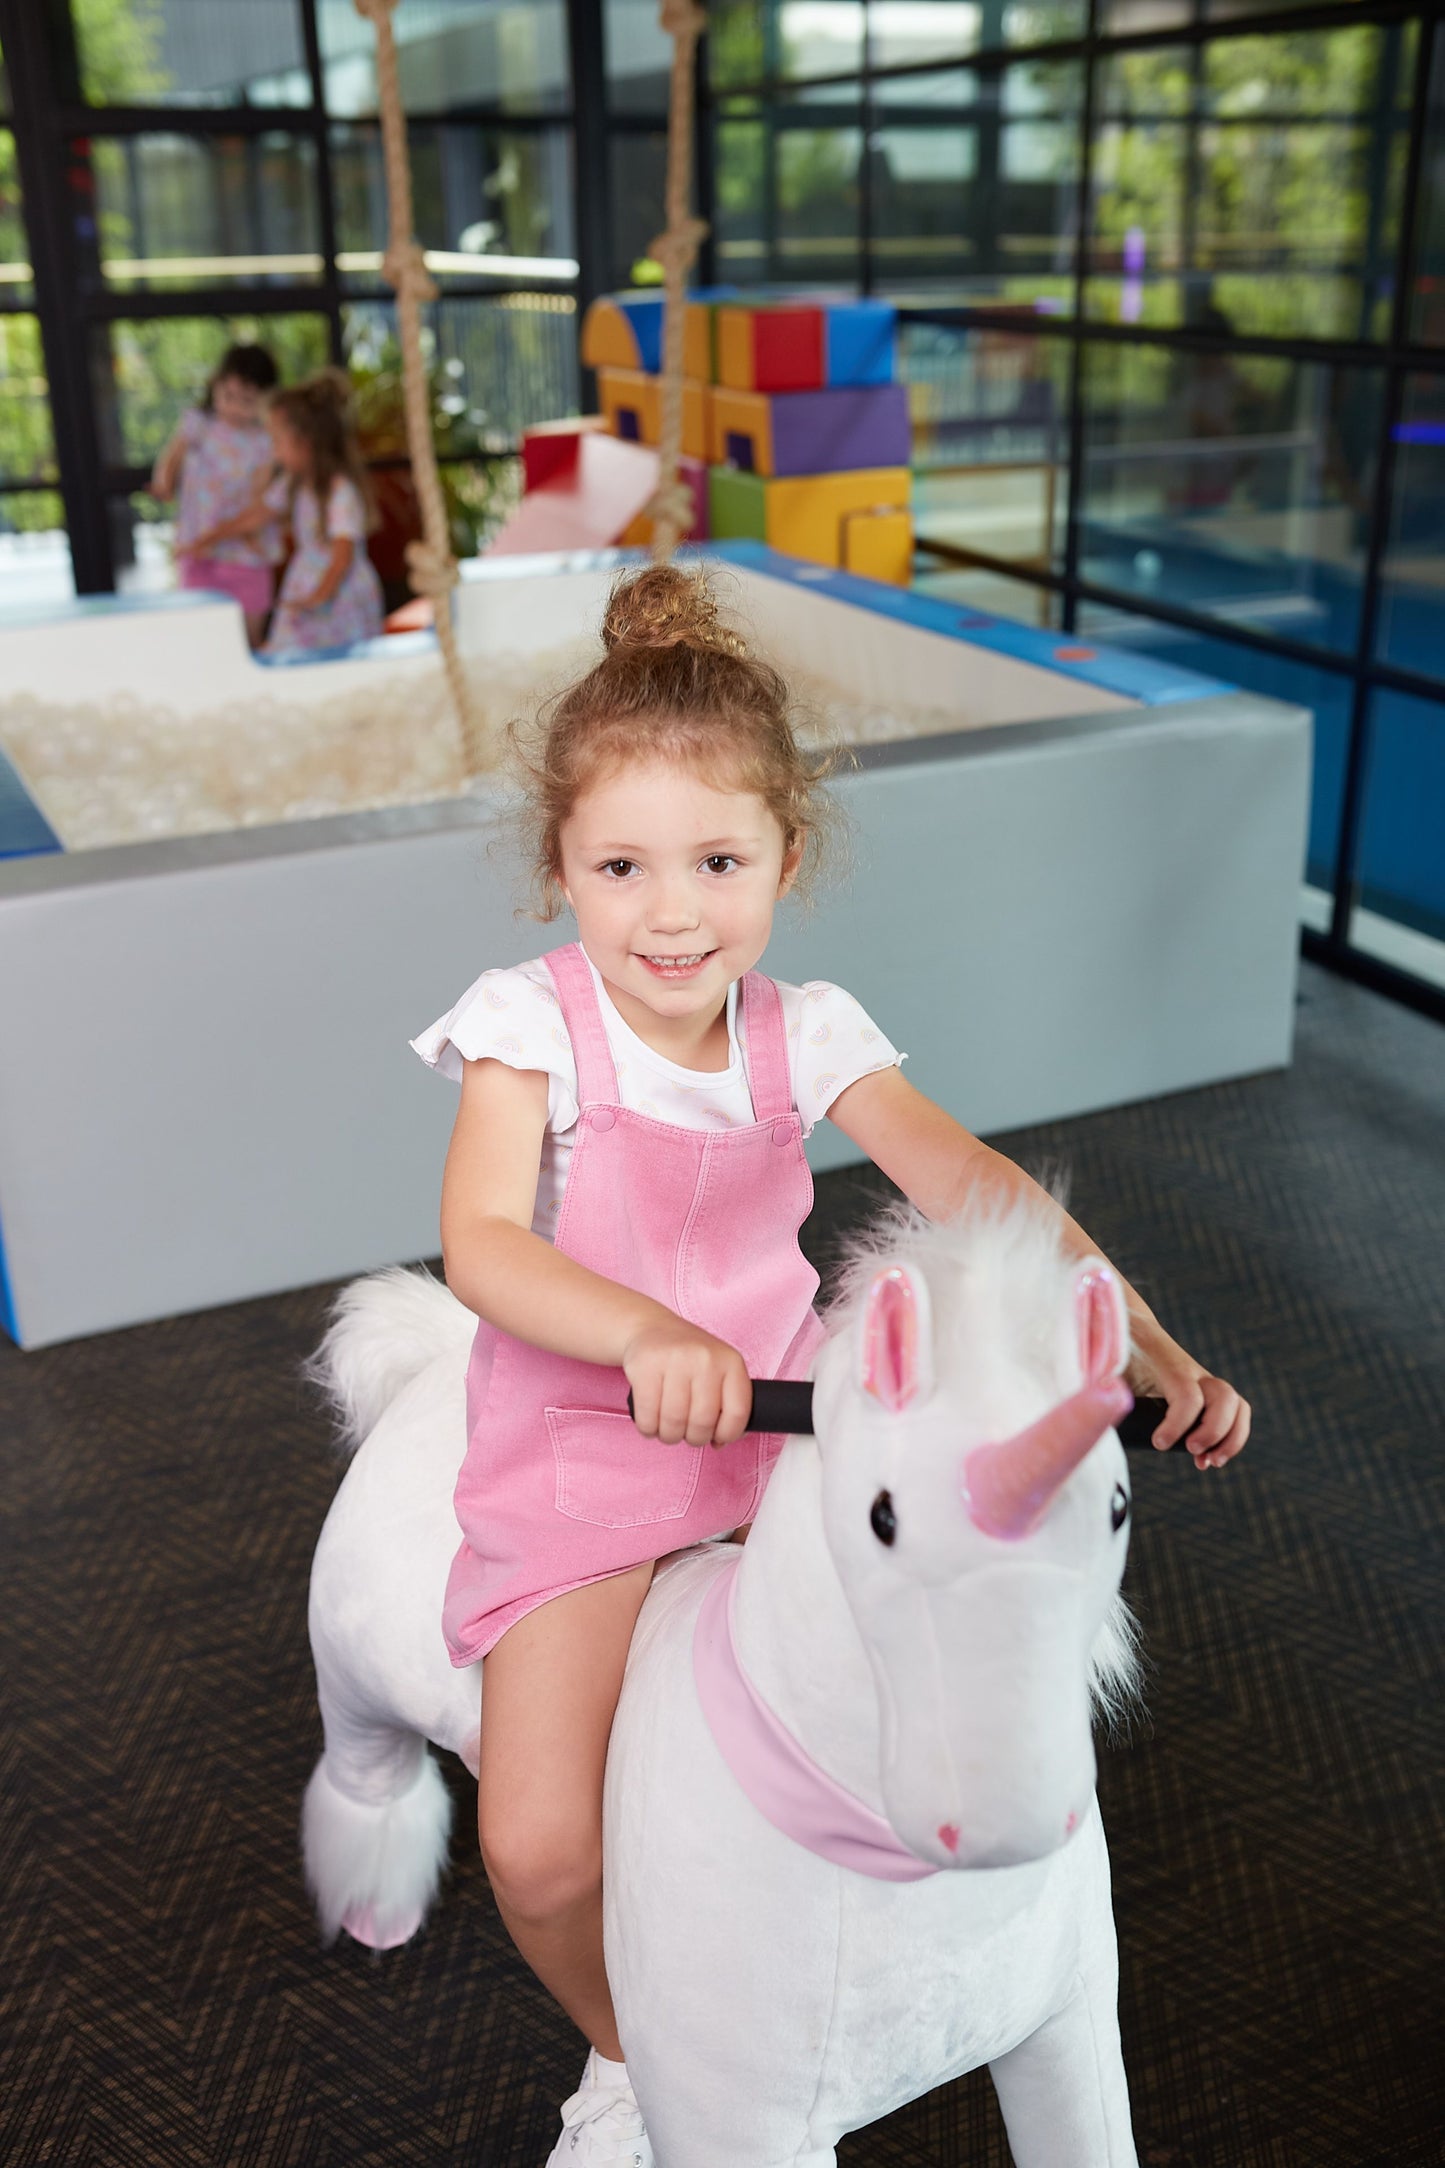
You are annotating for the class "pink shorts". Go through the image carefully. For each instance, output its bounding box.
[180,555,274,618]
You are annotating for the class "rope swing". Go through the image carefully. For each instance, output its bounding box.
[644,0,708,562]
[353,0,704,742]
[353,0,485,773]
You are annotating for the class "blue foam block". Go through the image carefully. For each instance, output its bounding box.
[619,294,665,375]
[825,301,897,388]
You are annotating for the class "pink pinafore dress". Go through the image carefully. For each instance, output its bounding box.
[443,942,825,1666]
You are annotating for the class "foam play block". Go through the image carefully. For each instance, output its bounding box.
[717,306,825,393]
[842,505,914,586]
[708,465,768,544]
[486,432,661,555]
[598,368,711,460]
[598,365,656,443]
[707,464,911,567]
[766,467,910,566]
[521,415,608,492]
[581,292,666,374]
[581,295,643,372]
[824,300,897,387]
[710,382,911,477]
[620,454,709,547]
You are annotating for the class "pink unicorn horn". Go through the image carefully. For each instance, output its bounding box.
[961,1378,1133,1542]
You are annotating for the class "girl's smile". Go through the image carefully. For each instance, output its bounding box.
[558,759,800,1065]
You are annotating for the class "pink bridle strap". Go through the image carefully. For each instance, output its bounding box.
[693,1556,940,1883]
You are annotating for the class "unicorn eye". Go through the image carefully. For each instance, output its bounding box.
[1110,1484,1130,1533]
[870,1489,897,1546]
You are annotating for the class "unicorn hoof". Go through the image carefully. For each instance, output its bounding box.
[341,1901,424,1950]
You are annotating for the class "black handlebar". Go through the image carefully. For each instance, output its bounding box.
[627,1382,1188,1452]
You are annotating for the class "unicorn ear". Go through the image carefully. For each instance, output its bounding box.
[861,1265,934,1412]
[1074,1259,1129,1384]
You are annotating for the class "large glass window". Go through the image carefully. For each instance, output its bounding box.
[71,0,311,107]
[873,62,1082,305]
[1079,344,1382,656]
[331,123,576,281]
[317,0,569,117]
[1354,691,1445,981]
[84,134,323,290]
[0,128,34,307]
[605,0,673,118]
[0,316,58,485]
[710,2,866,89]
[1088,27,1412,339]
[907,320,1071,574]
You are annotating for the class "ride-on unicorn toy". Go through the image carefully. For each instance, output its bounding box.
[303,1196,1143,2166]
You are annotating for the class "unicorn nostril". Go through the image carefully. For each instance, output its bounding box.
[937,1822,960,1854]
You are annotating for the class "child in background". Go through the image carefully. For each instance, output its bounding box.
[151,341,280,648]
[189,368,384,659]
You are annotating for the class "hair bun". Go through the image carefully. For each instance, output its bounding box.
[602,564,746,658]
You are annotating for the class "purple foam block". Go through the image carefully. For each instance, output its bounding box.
[771,382,910,477]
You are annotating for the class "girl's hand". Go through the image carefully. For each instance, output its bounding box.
[623,1319,754,1449]
[1129,1328,1251,1470]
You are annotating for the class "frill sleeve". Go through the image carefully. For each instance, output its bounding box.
[409,963,582,1135]
[780,981,904,1134]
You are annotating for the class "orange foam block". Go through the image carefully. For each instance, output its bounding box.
[597,367,710,460]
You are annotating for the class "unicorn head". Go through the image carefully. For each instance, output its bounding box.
[812,1197,1138,1872]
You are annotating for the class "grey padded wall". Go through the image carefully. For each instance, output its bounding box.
[0,695,1309,1347]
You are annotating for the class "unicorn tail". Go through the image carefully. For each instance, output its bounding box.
[305,1265,474,1455]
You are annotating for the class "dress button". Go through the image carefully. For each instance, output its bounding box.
[592,1107,617,1132]
[772,1122,793,1146]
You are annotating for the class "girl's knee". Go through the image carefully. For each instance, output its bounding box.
[478,1806,602,1923]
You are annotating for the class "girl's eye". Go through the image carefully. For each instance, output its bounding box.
[601,859,637,879]
[703,855,738,875]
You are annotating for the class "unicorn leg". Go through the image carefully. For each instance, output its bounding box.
[987,1970,1139,2168]
[301,1670,454,1950]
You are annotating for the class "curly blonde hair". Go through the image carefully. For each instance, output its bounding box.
[511,562,839,921]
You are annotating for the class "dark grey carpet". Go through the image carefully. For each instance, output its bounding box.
[2,962,1441,2166]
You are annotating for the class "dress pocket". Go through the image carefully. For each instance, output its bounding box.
[545,1407,705,1530]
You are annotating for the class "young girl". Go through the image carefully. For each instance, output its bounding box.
[413,564,1250,2168]
[189,368,384,658]
[150,341,279,648]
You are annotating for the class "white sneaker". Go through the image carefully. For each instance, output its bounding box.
[543,2048,653,2168]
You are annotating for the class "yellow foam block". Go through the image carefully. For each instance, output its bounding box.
[763,468,911,568]
[716,307,756,392]
[581,297,642,371]
[684,301,715,384]
[842,506,914,586]
[709,387,773,473]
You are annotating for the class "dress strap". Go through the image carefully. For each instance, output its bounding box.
[543,944,619,1106]
[740,971,793,1125]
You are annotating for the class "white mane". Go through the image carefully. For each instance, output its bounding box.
[825,1182,1145,1731]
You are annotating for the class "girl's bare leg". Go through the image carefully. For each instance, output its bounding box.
[478,1563,654,2060]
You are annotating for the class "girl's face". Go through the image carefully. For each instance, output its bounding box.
[558,756,801,1030]
[213,374,263,428]
[267,408,311,476]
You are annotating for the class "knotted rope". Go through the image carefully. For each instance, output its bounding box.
[354,0,485,773]
[644,1,708,561]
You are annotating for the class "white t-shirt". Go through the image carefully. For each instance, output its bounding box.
[411,951,902,1239]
